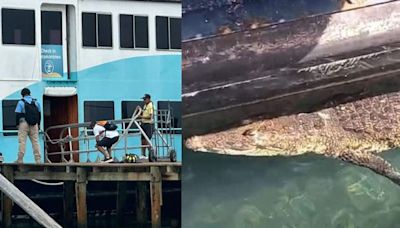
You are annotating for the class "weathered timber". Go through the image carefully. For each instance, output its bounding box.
[150,167,162,228]
[75,167,87,228]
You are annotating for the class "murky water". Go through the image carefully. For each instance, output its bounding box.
[182,149,400,228]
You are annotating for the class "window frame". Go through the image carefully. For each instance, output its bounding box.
[81,12,113,49]
[83,100,115,123]
[118,14,149,50]
[168,17,181,51]
[121,100,144,131]
[41,10,63,45]
[157,100,182,132]
[1,8,36,46]
[2,100,20,136]
[155,16,181,51]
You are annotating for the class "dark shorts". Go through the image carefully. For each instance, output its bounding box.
[141,123,154,140]
[97,136,119,148]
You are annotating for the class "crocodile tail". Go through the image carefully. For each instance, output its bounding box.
[336,151,400,186]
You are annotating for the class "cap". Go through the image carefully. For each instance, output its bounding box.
[141,94,151,99]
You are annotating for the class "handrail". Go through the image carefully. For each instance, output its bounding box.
[43,106,177,163]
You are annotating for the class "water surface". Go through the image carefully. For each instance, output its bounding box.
[182,149,400,228]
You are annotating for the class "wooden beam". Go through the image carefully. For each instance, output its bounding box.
[63,181,74,227]
[2,166,14,228]
[14,172,76,181]
[136,182,148,223]
[75,167,87,228]
[150,167,162,228]
[116,181,127,225]
[87,172,151,181]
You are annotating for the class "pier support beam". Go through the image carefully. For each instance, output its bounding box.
[75,167,87,228]
[63,181,74,226]
[150,167,162,228]
[117,181,127,225]
[136,182,148,223]
[2,166,14,228]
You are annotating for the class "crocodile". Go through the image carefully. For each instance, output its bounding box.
[185,91,400,186]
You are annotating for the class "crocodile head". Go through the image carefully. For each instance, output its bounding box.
[185,118,310,156]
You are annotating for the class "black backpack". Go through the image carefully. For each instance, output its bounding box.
[22,99,40,126]
[104,121,118,131]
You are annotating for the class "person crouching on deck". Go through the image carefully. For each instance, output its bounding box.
[138,94,154,159]
[15,88,42,163]
[90,121,119,163]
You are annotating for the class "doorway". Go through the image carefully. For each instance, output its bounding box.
[43,95,79,162]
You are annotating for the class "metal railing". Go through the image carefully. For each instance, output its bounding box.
[43,106,177,163]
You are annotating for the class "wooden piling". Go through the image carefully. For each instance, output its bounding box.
[63,181,74,226]
[150,167,162,228]
[116,181,127,224]
[2,166,14,228]
[75,167,87,228]
[136,182,148,223]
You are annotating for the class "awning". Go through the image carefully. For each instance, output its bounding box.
[44,87,77,97]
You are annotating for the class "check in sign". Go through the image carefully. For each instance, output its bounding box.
[41,45,64,79]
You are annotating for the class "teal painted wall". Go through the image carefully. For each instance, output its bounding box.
[0,54,182,163]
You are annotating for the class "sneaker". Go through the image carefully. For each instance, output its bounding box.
[139,155,148,160]
[101,157,113,163]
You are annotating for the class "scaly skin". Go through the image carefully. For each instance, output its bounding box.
[186,91,400,186]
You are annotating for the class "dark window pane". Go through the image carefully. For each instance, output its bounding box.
[121,101,142,129]
[41,11,62,45]
[98,14,112,47]
[120,14,134,48]
[156,16,169,49]
[2,9,35,45]
[2,100,19,135]
[84,101,114,122]
[169,18,181,49]
[158,101,181,129]
[82,13,96,47]
[135,16,148,48]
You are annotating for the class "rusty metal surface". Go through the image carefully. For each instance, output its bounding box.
[182,0,395,40]
[182,0,400,137]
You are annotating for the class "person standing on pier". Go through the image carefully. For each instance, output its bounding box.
[14,88,41,163]
[139,94,154,159]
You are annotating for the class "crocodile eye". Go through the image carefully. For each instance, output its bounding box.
[242,129,256,136]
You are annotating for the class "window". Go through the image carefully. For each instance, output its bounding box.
[156,16,168,50]
[120,15,133,48]
[2,9,35,45]
[156,16,181,50]
[121,101,143,130]
[157,101,181,129]
[82,13,112,47]
[135,16,149,48]
[98,14,112,47]
[169,18,181,49]
[119,15,148,49]
[82,13,96,47]
[84,101,114,122]
[41,11,62,45]
[2,100,19,136]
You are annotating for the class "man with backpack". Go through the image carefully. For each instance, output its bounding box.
[15,88,41,163]
[90,120,119,163]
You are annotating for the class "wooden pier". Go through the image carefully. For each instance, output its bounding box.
[0,162,181,228]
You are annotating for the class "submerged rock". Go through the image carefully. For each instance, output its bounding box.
[330,208,356,228]
[233,205,266,228]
